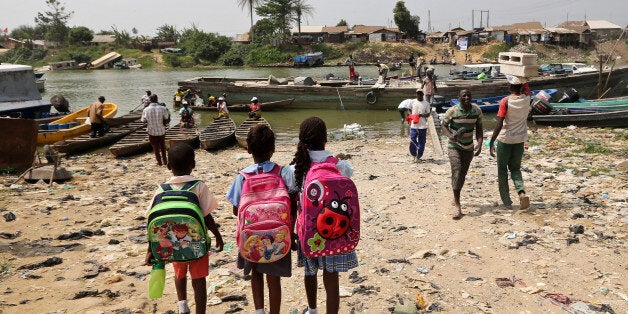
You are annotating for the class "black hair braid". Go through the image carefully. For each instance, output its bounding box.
[292,141,311,189]
[291,117,327,189]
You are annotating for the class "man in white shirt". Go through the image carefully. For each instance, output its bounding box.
[141,90,151,108]
[409,90,432,162]
[141,94,170,166]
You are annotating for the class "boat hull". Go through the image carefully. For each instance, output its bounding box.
[37,103,118,144]
[199,117,236,150]
[532,110,628,128]
[110,124,199,157]
[0,118,37,171]
[191,98,295,112]
[179,67,628,110]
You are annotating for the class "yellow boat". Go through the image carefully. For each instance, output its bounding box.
[37,103,118,144]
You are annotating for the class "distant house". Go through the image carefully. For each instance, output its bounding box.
[426,32,445,44]
[233,33,250,45]
[350,26,401,42]
[291,25,325,44]
[442,27,465,43]
[491,22,548,44]
[586,20,624,41]
[322,26,348,43]
[0,38,46,49]
[554,21,592,47]
[91,34,115,45]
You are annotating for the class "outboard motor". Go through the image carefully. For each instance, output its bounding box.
[531,92,554,115]
[556,88,580,103]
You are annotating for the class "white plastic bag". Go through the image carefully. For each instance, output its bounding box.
[85,117,91,125]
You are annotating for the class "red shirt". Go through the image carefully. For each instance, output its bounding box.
[250,103,261,111]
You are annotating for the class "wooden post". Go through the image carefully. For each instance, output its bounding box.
[597,55,603,98]
[427,112,444,159]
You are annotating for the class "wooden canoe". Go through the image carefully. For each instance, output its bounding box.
[235,118,271,148]
[532,109,628,128]
[52,112,144,155]
[37,103,118,144]
[199,117,236,150]
[190,98,295,112]
[109,124,199,157]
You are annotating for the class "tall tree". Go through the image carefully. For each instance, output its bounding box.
[156,24,180,43]
[238,0,261,42]
[68,26,93,44]
[291,0,314,36]
[336,19,348,27]
[256,0,293,44]
[393,1,420,40]
[34,0,73,45]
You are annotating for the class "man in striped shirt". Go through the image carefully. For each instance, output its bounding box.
[441,89,484,219]
[141,94,170,166]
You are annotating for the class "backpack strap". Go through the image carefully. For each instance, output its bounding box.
[240,163,280,179]
[158,180,200,192]
[323,156,339,165]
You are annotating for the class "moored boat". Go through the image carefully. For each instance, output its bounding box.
[199,117,236,150]
[235,118,271,148]
[550,97,628,113]
[445,89,558,113]
[52,112,144,155]
[179,67,628,109]
[532,109,628,128]
[0,64,52,119]
[109,124,199,157]
[191,98,295,112]
[37,103,118,144]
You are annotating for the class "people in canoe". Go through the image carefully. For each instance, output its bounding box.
[179,101,195,128]
[248,97,262,120]
[174,88,185,107]
[217,96,229,118]
[207,95,216,108]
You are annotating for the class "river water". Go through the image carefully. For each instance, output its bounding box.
[40,65,495,144]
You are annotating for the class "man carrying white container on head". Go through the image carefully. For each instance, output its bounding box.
[488,74,531,211]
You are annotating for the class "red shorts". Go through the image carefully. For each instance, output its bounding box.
[172,254,209,279]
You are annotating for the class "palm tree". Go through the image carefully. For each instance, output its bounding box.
[238,0,261,41]
[291,0,314,37]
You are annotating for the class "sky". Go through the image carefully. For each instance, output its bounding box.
[2,0,626,37]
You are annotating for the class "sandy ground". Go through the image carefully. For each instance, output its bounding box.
[0,126,626,314]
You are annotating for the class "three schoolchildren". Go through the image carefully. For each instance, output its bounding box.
[146,117,359,314]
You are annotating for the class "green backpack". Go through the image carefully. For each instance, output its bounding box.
[147,180,210,262]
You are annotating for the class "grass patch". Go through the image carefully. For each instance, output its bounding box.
[0,260,11,276]
[590,167,612,176]
[482,43,510,60]
[578,143,613,154]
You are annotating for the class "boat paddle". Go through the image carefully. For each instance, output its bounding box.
[336,87,345,110]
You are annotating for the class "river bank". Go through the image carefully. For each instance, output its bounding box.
[0,126,626,313]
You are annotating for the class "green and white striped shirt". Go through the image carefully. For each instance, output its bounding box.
[443,103,483,151]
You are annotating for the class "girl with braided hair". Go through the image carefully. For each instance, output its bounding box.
[289,117,358,314]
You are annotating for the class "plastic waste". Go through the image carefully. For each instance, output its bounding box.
[148,260,166,298]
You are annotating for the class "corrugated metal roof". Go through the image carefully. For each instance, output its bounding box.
[322,26,349,34]
[586,20,622,30]
[291,25,324,33]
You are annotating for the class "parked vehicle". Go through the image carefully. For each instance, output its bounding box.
[160,47,186,55]
[293,52,324,67]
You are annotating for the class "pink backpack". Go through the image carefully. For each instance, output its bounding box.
[297,157,360,257]
[237,165,291,263]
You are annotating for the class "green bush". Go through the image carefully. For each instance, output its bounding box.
[482,43,510,59]
[246,45,292,65]
[163,54,195,67]
[219,45,251,66]
[0,47,47,64]
[311,43,343,60]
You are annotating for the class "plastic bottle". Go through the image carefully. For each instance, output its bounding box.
[148,260,165,299]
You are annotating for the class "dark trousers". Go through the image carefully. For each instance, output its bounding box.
[149,135,167,166]
[409,128,427,158]
[448,148,474,190]
[91,123,104,137]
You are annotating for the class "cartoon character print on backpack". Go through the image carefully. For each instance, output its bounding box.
[298,157,360,257]
[308,187,353,240]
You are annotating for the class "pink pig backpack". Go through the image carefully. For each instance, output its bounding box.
[297,156,360,257]
[237,164,292,263]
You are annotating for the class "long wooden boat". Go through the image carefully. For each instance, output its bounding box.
[190,98,295,112]
[445,89,558,113]
[532,109,628,128]
[51,112,144,155]
[37,103,118,144]
[178,67,628,110]
[199,117,236,150]
[109,124,199,157]
[235,118,270,148]
[550,97,628,113]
